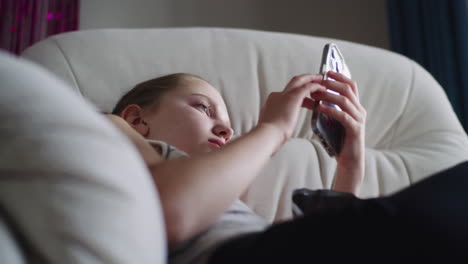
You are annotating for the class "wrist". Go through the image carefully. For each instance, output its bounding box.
[333,160,365,195]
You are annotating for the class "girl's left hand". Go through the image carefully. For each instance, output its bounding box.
[312,71,366,193]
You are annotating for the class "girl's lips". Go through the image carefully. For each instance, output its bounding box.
[209,141,221,148]
[208,139,224,148]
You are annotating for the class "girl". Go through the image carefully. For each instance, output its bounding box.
[106,72,467,263]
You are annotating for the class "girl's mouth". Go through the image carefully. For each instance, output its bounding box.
[208,139,224,148]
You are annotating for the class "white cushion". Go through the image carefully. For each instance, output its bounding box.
[21,28,468,222]
[0,216,25,264]
[0,52,166,264]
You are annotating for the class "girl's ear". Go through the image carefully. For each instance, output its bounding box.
[119,104,149,137]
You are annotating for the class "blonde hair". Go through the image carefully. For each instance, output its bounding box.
[112,73,206,115]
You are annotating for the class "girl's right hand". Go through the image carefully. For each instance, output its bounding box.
[258,74,325,146]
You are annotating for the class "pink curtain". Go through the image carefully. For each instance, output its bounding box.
[0,0,79,55]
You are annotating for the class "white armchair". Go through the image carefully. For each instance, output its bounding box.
[21,27,468,220]
[1,27,466,264]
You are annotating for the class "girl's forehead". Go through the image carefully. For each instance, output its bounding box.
[176,80,225,103]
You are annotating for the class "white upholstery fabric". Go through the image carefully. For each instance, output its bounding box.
[0,216,25,264]
[21,28,468,223]
[0,52,166,264]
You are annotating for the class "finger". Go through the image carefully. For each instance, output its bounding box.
[302,97,316,110]
[317,103,359,135]
[321,80,363,113]
[313,91,363,123]
[293,82,326,100]
[284,73,323,92]
[326,71,359,97]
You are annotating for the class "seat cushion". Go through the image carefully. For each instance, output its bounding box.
[0,52,166,264]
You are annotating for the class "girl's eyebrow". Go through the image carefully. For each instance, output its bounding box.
[190,93,212,102]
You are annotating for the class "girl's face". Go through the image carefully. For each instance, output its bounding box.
[143,78,233,155]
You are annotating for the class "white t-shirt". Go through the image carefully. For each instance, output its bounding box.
[148,140,269,264]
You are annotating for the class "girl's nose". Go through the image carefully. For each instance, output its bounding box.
[213,124,233,142]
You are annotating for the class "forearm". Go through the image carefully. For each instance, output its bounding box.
[105,114,281,244]
[153,123,283,245]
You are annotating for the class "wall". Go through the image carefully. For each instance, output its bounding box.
[80,0,389,49]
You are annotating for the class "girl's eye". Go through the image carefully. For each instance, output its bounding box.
[195,104,211,116]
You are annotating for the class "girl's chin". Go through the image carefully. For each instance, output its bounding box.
[202,143,220,153]
[185,145,215,156]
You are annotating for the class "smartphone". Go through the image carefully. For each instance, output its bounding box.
[311,43,351,156]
